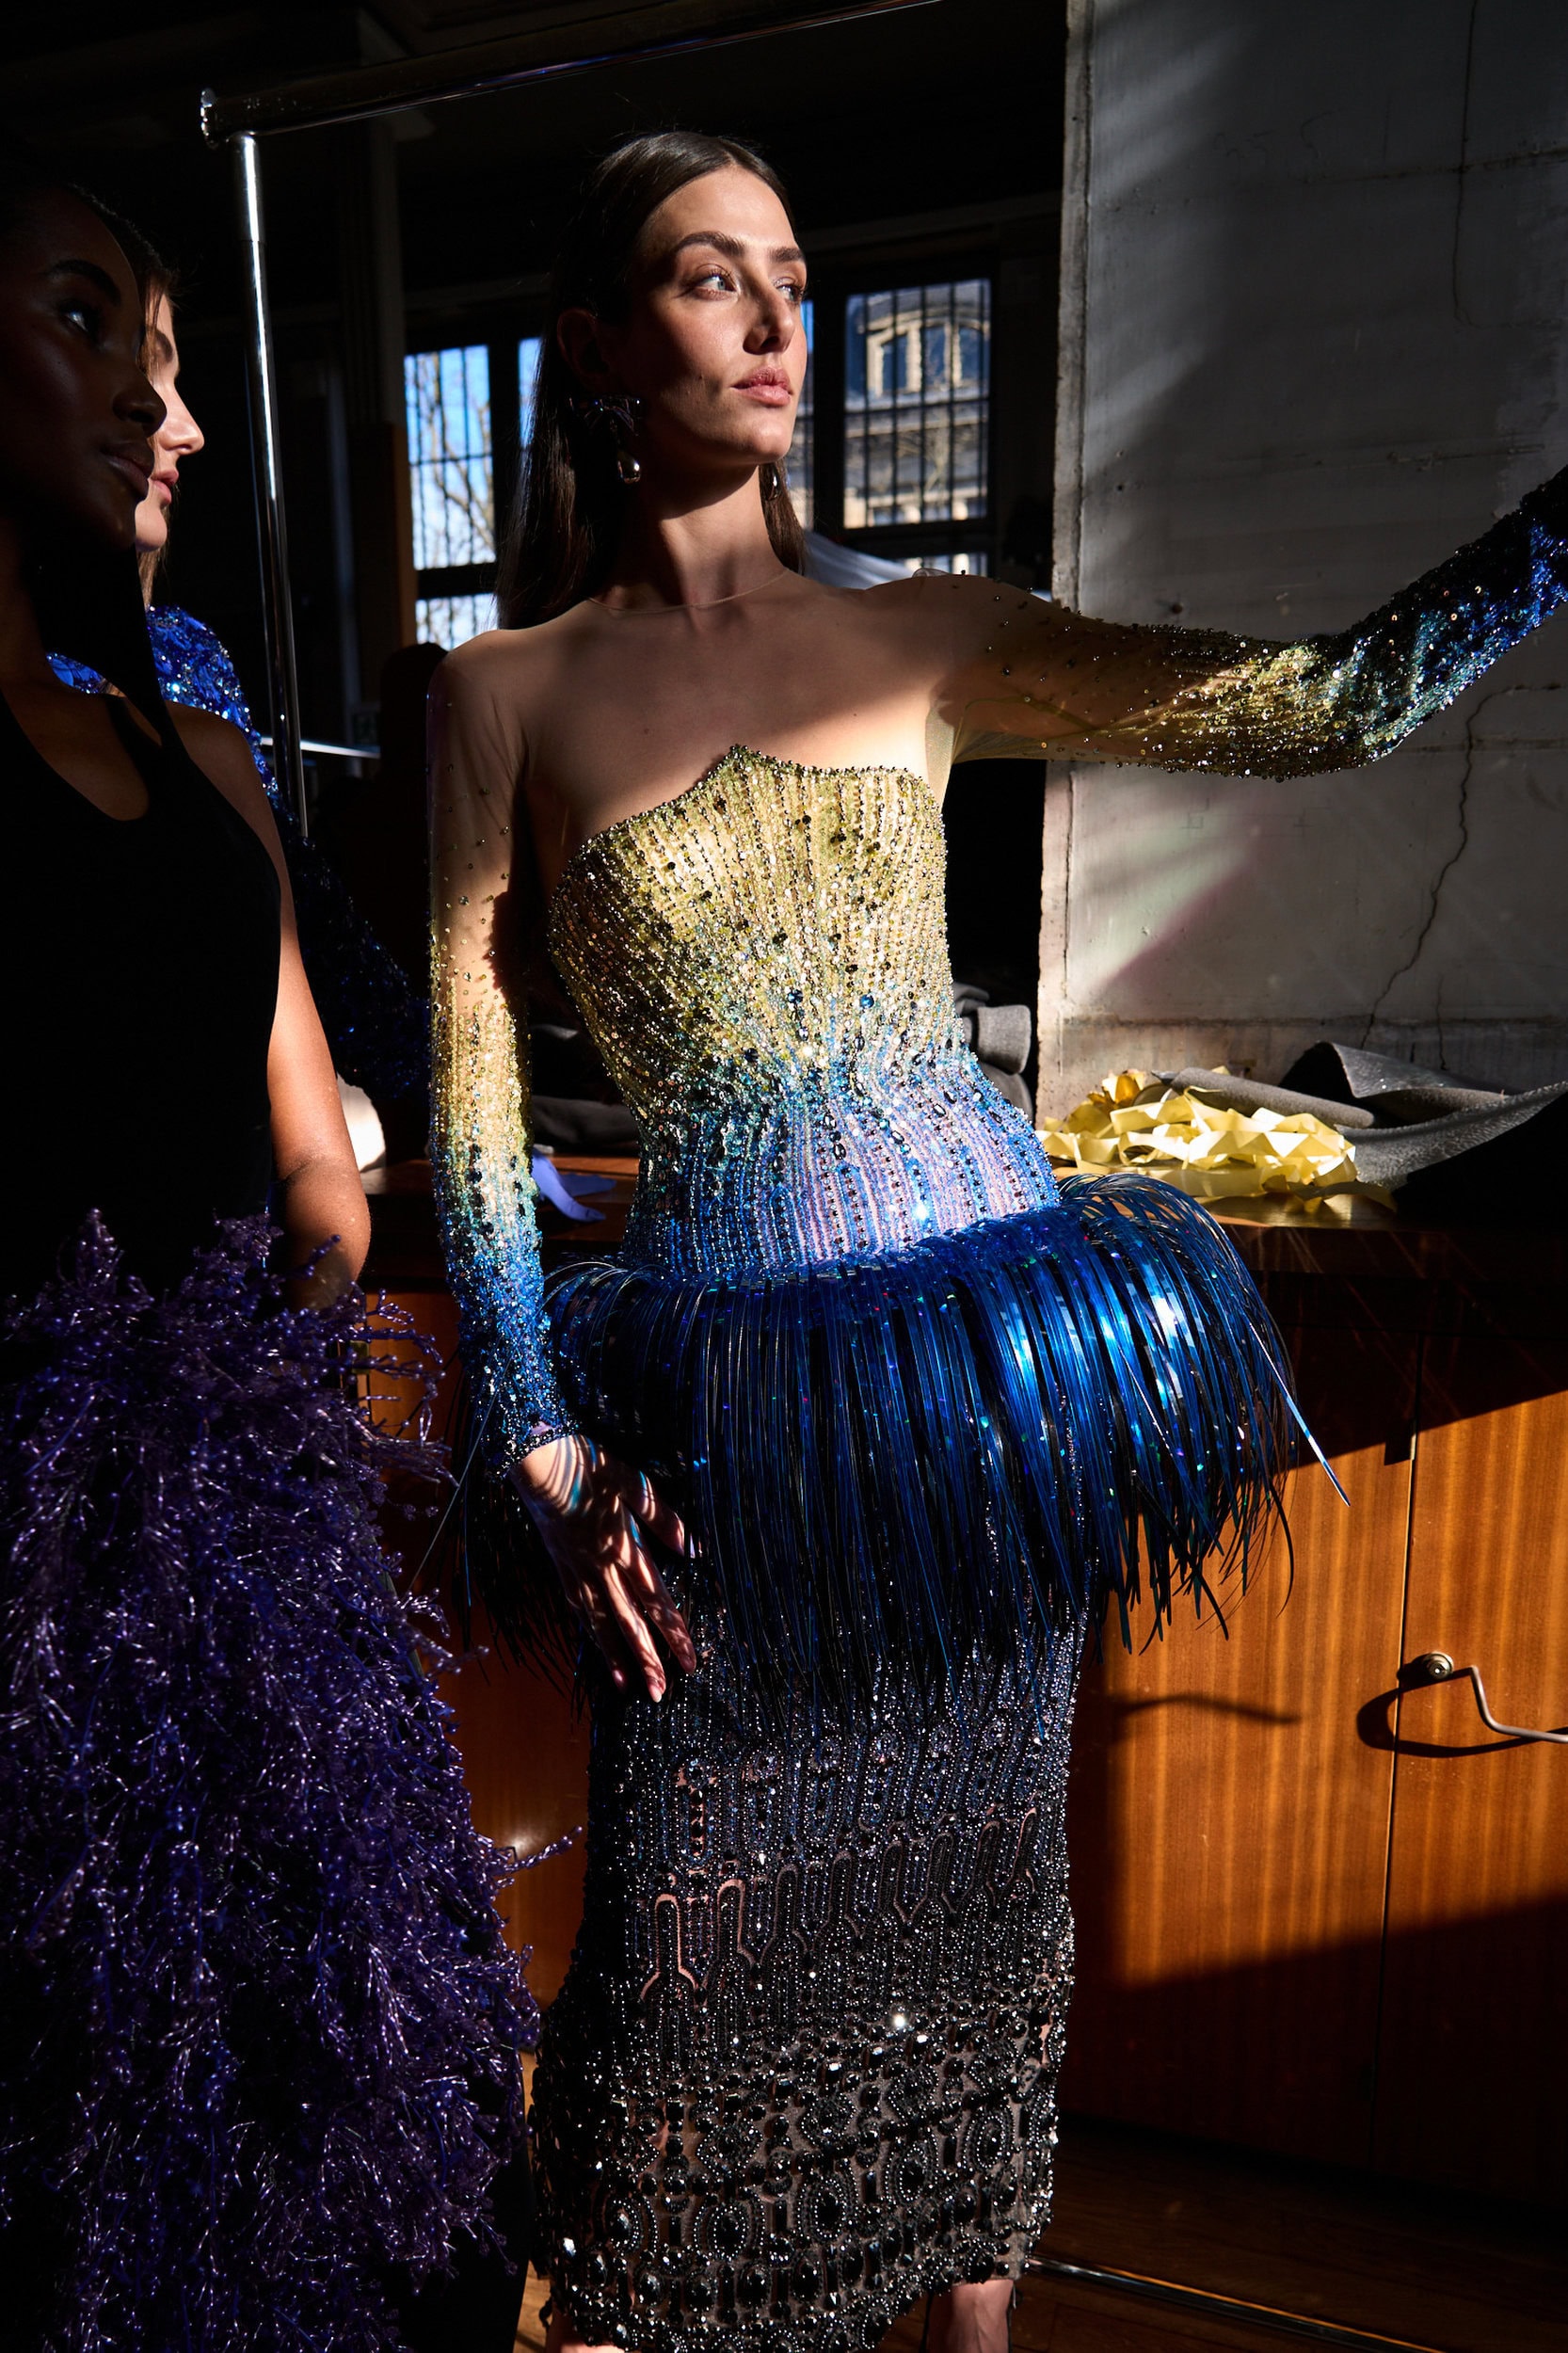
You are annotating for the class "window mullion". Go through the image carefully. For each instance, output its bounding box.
[491,334,522,562]
[814,285,846,536]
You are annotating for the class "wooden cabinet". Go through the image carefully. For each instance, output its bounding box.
[1063,1224,1568,2206]
[367,1176,1568,2202]
[1374,1337,1568,2201]
[1063,1320,1415,2167]
[364,1161,629,2009]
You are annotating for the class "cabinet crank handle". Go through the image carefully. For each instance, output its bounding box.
[1403,1653,1568,1746]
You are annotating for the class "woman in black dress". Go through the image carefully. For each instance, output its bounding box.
[0,162,528,2353]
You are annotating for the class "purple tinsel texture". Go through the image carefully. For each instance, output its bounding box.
[0,1217,533,2352]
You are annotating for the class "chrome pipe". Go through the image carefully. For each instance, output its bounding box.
[233,133,309,836]
[201,0,936,142]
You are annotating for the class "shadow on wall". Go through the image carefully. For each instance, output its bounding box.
[1062,1875,1568,2205]
[1048,0,1568,1105]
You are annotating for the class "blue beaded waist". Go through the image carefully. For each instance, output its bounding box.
[620,1056,1058,1281]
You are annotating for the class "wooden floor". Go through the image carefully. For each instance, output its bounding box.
[507,2114,1567,2353]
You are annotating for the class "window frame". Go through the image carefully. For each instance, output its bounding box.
[404,306,534,620]
[803,246,1000,571]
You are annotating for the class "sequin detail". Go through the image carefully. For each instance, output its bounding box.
[532,1631,1082,2353]
[548,750,1052,1280]
[956,477,1568,773]
[429,712,568,1450]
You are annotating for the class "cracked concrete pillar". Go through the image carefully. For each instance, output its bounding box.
[1044,0,1568,1110]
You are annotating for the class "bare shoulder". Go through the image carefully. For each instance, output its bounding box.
[854,568,1052,660]
[168,705,278,840]
[434,610,587,707]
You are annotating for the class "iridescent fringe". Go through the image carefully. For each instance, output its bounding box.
[534,1175,1297,1707]
[0,1218,531,2352]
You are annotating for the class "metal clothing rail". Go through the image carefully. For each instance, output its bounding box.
[1027,2260,1449,2352]
[200,0,937,830]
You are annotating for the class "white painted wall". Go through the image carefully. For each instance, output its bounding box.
[1041,0,1568,1115]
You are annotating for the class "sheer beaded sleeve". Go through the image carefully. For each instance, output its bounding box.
[944,470,1568,774]
[428,649,574,1461]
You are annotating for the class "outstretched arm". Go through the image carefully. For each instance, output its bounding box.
[937,469,1568,776]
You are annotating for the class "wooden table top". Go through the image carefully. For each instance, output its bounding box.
[363,1155,1568,1294]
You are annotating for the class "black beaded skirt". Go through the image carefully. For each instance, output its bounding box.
[530,1625,1084,2353]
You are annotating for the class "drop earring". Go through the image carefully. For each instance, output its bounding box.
[583,393,644,485]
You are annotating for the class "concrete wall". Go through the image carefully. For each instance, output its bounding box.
[1040,0,1568,1115]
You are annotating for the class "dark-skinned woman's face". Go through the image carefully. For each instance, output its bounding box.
[0,189,164,553]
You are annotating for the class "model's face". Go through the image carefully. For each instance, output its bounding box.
[135,294,203,554]
[0,190,163,553]
[568,166,808,480]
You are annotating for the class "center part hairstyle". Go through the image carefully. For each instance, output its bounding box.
[497,131,807,630]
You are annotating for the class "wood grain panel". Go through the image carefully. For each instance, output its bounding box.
[854,2110,1568,2353]
[369,1286,591,2006]
[1064,1322,1416,2162]
[1375,1337,1568,2203]
[1042,2114,1567,2353]
[437,1611,590,2006]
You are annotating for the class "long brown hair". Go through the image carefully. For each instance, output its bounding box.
[497,132,807,630]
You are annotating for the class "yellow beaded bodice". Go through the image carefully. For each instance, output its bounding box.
[546,747,1053,1281]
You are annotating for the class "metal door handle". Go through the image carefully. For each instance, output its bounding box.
[1402,1653,1568,1746]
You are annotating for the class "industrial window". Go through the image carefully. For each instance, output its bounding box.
[799,273,994,571]
[406,333,551,648]
[405,344,496,645]
[845,278,990,557]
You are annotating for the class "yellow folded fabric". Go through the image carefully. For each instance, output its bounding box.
[1037,1070,1387,1216]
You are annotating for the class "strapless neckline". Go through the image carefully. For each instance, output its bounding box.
[547,742,931,934]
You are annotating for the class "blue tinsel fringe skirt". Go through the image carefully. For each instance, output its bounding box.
[0,1217,532,2353]
[541,1174,1298,1704]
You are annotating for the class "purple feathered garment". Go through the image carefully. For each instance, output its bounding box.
[0,1216,533,2352]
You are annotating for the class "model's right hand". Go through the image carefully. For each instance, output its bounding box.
[513,1436,696,1701]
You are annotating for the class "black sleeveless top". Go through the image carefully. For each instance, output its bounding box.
[1,687,280,1299]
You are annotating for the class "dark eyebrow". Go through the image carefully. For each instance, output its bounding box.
[667,230,806,269]
[46,258,125,303]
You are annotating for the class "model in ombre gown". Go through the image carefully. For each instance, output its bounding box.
[428,135,1568,2353]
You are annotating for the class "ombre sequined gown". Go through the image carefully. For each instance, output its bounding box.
[430,477,1568,2352]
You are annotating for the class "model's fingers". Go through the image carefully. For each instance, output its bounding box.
[602,1547,667,1701]
[558,1556,635,1690]
[626,1545,696,1673]
[649,1497,690,1557]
